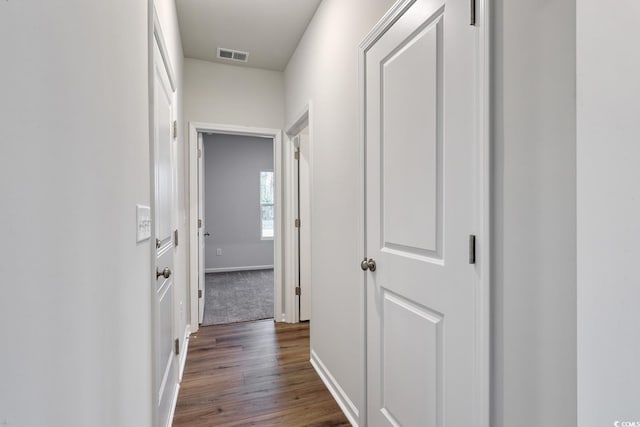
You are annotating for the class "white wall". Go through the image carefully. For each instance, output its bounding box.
[492,1,577,426]
[0,1,185,426]
[577,2,640,426]
[184,58,284,130]
[284,0,396,423]
[0,1,149,426]
[203,134,274,270]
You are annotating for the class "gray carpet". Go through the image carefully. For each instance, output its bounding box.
[202,269,274,326]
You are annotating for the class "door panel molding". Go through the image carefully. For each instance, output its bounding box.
[381,289,444,427]
[380,13,444,259]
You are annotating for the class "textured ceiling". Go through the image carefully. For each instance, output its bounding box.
[176,0,323,71]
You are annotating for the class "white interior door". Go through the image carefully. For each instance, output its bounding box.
[298,129,311,321]
[364,0,480,425]
[153,40,177,427]
[197,133,205,324]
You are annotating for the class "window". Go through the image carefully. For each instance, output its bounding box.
[260,171,274,239]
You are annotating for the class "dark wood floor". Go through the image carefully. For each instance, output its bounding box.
[172,320,351,427]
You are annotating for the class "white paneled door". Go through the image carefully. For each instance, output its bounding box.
[364,0,482,425]
[153,39,177,427]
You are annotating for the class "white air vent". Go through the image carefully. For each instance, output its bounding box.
[217,48,249,63]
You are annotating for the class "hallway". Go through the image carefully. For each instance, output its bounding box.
[2,1,638,426]
[173,321,350,426]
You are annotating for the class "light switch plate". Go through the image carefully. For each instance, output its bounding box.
[136,205,151,242]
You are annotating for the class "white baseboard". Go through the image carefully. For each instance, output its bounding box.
[204,265,274,273]
[166,383,180,427]
[310,350,360,427]
[179,325,190,382]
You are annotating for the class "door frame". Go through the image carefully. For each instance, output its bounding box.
[284,103,314,323]
[357,0,491,425]
[188,122,283,330]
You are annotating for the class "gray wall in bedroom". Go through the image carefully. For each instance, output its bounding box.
[203,133,274,270]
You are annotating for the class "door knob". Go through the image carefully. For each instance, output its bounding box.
[360,257,377,272]
[204,232,210,237]
[156,267,172,279]
[367,258,377,271]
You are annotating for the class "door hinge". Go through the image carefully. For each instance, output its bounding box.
[174,338,180,355]
[295,286,301,296]
[198,218,202,228]
[198,289,203,298]
[469,234,476,264]
[198,148,202,158]
[295,219,300,228]
[172,120,178,139]
[294,150,300,160]
[174,229,179,247]
[470,0,476,26]
[156,238,161,249]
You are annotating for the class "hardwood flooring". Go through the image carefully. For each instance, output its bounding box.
[172,320,351,427]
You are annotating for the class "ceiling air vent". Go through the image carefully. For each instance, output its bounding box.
[217,48,249,63]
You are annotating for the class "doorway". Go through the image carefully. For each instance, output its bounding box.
[285,105,313,323]
[293,127,311,321]
[189,123,283,331]
[201,132,275,325]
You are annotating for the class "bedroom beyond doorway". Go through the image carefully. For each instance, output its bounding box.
[200,132,275,325]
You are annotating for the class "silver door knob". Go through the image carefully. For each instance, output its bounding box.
[360,258,377,272]
[156,267,172,279]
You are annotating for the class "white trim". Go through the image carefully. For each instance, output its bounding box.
[357,1,491,426]
[310,350,360,427]
[147,5,157,425]
[285,104,311,136]
[284,102,313,324]
[165,383,180,427]
[178,324,190,382]
[204,265,274,273]
[189,122,283,332]
[356,33,368,426]
[473,1,491,426]
[152,8,176,93]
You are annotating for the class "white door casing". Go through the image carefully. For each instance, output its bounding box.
[362,0,489,426]
[197,133,205,324]
[188,122,284,327]
[285,105,313,324]
[297,129,311,321]
[152,38,178,427]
